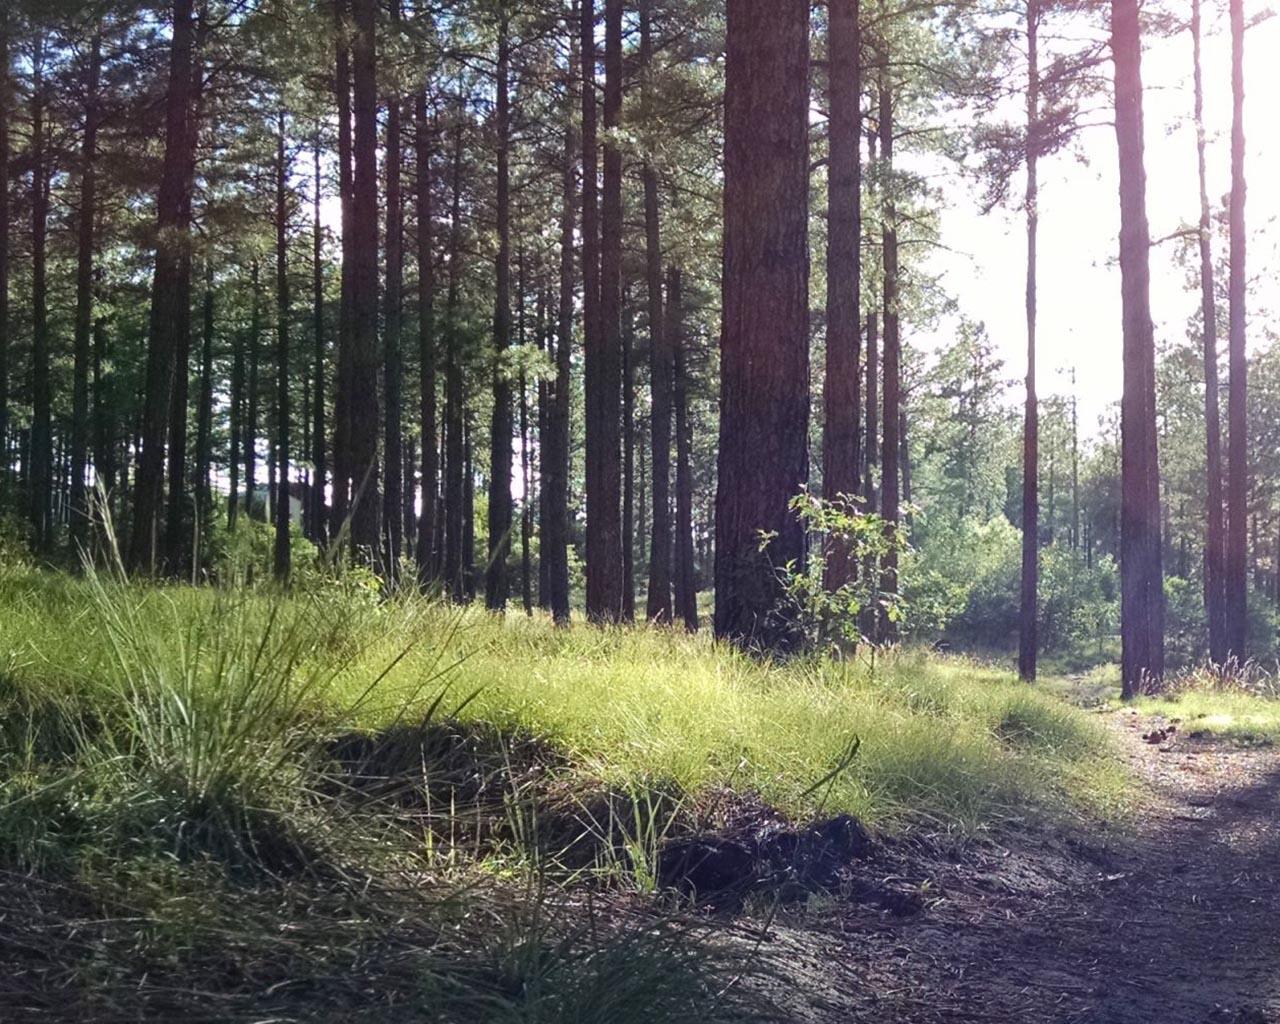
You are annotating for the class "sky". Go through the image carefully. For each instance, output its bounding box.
[918,2,1280,435]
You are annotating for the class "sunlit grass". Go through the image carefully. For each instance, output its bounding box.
[0,562,1127,836]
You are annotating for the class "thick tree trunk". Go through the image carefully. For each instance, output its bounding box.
[415,90,438,586]
[486,9,514,610]
[584,0,625,622]
[1190,0,1227,665]
[822,0,862,591]
[348,0,381,558]
[92,263,113,523]
[878,64,901,645]
[641,2,673,623]
[1225,0,1248,663]
[714,0,810,650]
[1019,1,1040,682]
[670,267,698,631]
[30,37,52,551]
[71,31,102,553]
[444,120,467,600]
[1111,0,1164,697]
[274,113,292,582]
[311,136,327,543]
[384,51,405,578]
[130,0,196,571]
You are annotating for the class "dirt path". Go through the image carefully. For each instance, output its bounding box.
[757,709,1280,1023]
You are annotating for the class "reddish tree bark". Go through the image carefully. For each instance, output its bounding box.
[1111,0,1164,697]
[878,63,901,645]
[822,0,862,591]
[714,0,810,651]
[415,89,438,586]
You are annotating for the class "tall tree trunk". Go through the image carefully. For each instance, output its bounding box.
[878,62,901,644]
[622,297,636,619]
[384,43,405,578]
[92,260,113,522]
[1111,0,1164,697]
[641,0,672,623]
[520,365,533,614]
[444,119,467,600]
[0,17,8,489]
[822,0,862,591]
[246,262,261,518]
[332,0,354,531]
[583,0,625,622]
[714,0,809,650]
[71,30,102,553]
[1191,0,1226,665]
[348,0,381,558]
[1019,0,1040,681]
[544,30,577,625]
[1225,0,1248,663]
[30,36,52,551]
[311,135,327,543]
[463,418,475,598]
[194,259,215,563]
[415,90,438,586]
[486,8,514,610]
[274,112,292,582]
[670,267,698,631]
[229,316,244,529]
[131,0,196,570]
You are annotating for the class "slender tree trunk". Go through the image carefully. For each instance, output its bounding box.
[714,0,810,650]
[463,419,475,598]
[640,0,672,623]
[415,90,438,586]
[878,62,901,644]
[71,31,102,552]
[384,44,405,578]
[274,113,292,582]
[545,29,577,624]
[92,260,113,521]
[536,288,551,609]
[622,297,636,620]
[486,8,514,610]
[332,0,354,531]
[194,260,215,562]
[1019,1,1040,681]
[229,317,244,529]
[30,36,52,550]
[349,0,381,558]
[0,17,8,489]
[131,0,196,570]
[1225,0,1248,662]
[520,365,532,614]
[444,120,467,600]
[1112,0,1164,697]
[246,262,261,518]
[822,0,862,591]
[311,135,327,543]
[1190,0,1226,665]
[670,267,698,631]
[583,0,625,622]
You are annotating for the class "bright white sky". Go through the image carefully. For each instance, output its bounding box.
[919,4,1280,434]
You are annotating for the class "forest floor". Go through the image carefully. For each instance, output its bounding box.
[753,705,1280,1023]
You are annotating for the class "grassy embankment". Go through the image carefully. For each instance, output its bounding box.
[0,559,1128,1020]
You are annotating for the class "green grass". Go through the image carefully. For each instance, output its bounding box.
[0,559,1130,1019]
[1,564,1125,837]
